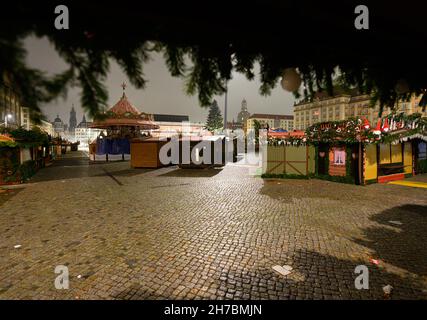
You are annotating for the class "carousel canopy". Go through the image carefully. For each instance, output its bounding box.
[90,86,159,130]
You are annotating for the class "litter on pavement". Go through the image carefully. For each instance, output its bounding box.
[273,265,293,276]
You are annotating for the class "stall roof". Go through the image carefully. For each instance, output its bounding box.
[0,134,15,143]
[91,93,159,130]
[268,130,305,139]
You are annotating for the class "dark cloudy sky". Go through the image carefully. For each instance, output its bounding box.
[24,36,296,124]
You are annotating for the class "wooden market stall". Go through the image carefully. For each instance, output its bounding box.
[310,116,426,184]
[362,114,426,184]
[264,114,427,185]
[263,130,315,177]
[0,128,52,185]
[130,137,169,168]
[0,134,19,185]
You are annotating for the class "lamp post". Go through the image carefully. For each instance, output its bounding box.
[4,113,12,128]
[224,54,236,131]
[224,82,228,130]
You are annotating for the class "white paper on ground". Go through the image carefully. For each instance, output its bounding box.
[273,265,293,276]
[383,285,393,294]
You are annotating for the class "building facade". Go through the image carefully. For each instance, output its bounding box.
[20,107,54,136]
[20,107,31,130]
[0,82,23,129]
[38,120,55,136]
[294,93,427,130]
[247,113,294,131]
[52,115,65,135]
[385,95,427,118]
[226,119,243,130]
[1,81,72,138]
[75,115,99,146]
[151,114,205,137]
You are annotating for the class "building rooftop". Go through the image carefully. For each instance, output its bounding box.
[249,113,294,120]
[153,114,189,123]
[294,87,363,106]
[108,93,141,115]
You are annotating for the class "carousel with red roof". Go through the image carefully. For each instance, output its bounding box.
[89,83,159,161]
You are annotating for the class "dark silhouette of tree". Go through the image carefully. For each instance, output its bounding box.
[1,1,427,121]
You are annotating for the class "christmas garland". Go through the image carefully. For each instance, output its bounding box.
[7,128,49,147]
[95,111,153,121]
[306,117,366,144]
[0,140,17,148]
[267,136,307,147]
[267,115,427,146]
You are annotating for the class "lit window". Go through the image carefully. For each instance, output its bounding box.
[333,149,346,165]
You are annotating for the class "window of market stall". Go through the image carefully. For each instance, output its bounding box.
[377,143,404,176]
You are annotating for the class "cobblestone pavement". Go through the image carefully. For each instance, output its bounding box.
[0,151,426,300]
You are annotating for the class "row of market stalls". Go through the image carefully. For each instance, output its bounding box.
[0,128,78,185]
[263,113,427,185]
[88,88,237,168]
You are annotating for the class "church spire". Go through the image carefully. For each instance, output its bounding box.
[241,98,247,111]
[69,104,77,134]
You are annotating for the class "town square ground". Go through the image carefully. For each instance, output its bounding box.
[0,151,426,299]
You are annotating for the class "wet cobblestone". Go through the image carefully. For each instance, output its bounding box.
[0,152,426,299]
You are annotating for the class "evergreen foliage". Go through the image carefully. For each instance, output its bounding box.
[1,2,427,120]
[205,100,223,132]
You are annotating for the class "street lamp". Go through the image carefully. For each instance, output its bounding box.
[4,114,12,128]
[224,81,228,130]
[224,54,237,130]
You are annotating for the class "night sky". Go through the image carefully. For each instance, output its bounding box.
[24,36,296,125]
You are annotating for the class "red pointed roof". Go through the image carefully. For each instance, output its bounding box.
[90,92,159,130]
[108,93,140,115]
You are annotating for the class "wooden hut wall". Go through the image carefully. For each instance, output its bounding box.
[308,146,316,174]
[285,146,308,175]
[264,146,284,174]
[364,144,378,183]
[130,139,168,168]
[263,145,315,176]
[403,142,413,175]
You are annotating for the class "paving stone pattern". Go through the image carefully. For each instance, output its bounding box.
[0,151,426,299]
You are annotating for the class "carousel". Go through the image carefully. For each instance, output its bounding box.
[89,83,159,161]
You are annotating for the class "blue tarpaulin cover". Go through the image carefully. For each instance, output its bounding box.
[96,138,130,155]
